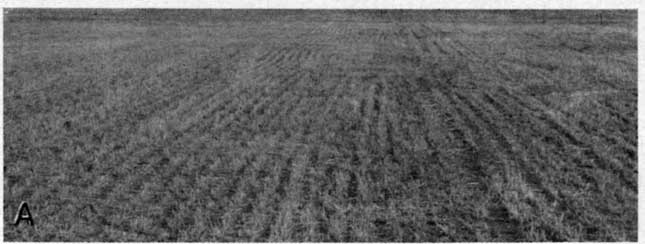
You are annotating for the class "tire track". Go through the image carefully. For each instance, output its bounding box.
[499,87,636,192]
[487,55,637,192]
[488,89,629,196]
[481,89,636,240]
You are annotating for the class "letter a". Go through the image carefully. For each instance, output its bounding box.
[14,201,34,226]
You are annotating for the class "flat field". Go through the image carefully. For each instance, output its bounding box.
[3,10,637,241]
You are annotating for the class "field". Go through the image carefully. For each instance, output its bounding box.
[3,10,637,241]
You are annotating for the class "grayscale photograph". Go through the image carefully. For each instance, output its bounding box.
[2,7,638,242]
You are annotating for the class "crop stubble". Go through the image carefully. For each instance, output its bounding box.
[3,11,637,241]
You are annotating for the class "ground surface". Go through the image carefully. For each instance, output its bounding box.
[3,10,637,241]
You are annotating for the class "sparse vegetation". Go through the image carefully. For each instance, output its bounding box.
[3,9,637,241]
